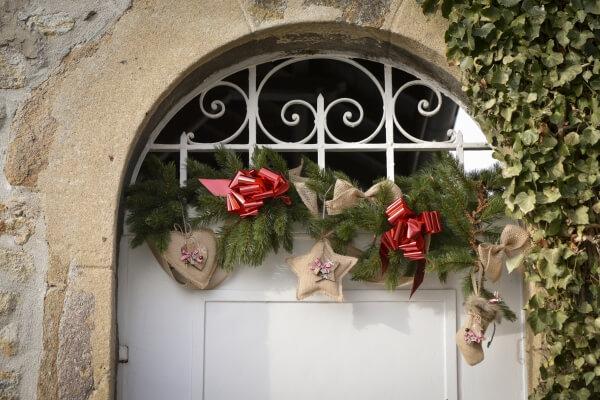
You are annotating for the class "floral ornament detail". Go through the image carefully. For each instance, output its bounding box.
[464,313,485,344]
[180,245,207,270]
[489,291,502,304]
[464,328,485,344]
[310,258,336,282]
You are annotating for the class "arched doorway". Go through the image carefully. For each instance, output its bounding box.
[117,53,527,400]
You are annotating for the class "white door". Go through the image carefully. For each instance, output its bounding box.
[117,234,527,400]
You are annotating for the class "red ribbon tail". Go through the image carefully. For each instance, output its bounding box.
[279,195,292,205]
[410,260,426,299]
[199,178,232,197]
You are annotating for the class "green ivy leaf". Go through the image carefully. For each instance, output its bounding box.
[584,0,600,14]
[473,22,495,38]
[521,129,539,145]
[583,371,595,385]
[497,0,521,7]
[569,206,590,225]
[580,127,600,146]
[564,132,580,146]
[543,51,564,68]
[576,388,591,400]
[503,162,523,177]
[514,190,536,214]
[506,253,526,273]
[538,186,561,204]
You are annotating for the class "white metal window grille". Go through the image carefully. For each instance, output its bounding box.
[131,55,490,185]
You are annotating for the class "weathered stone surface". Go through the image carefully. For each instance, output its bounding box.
[0,249,33,283]
[0,1,463,400]
[26,12,75,36]
[0,370,20,400]
[0,0,38,55]
[57,289,94,400]
[247,0,287,22]
[37,287,65,400]
[0,293,17,317]
[0,323,18,357]
[0,102,6,129]
[0,47,26,89]
[4,81,58,187]
[0,197,37,245]
[303,0,392,26]
[1,1,131,399]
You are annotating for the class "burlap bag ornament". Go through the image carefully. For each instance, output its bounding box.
[149,228,222,289]
[456,294,502,366]
[325,179,403,215]
[477,224,530,282]
[286,238,358,302]
[288,162,319,215]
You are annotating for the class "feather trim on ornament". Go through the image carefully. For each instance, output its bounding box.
[464,294,503,325]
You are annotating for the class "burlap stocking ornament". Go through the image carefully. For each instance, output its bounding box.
[456,294,502,366]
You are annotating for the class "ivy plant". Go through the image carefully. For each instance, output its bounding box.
[417,0,600,398]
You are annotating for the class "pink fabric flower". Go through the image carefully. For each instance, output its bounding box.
[464,329,485,344]
[489,291,502,304]
[181,248,204,264]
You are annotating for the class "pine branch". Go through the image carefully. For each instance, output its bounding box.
[192,195,229,226]
[481,288,517,322]
[351,245,381,282]
[214,145,243,176]
[125,155,186,251]
[461,273,475,297]
[252,147,289,177]
[427,246,476,282]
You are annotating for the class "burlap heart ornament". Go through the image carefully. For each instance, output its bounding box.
[149,229,222,289]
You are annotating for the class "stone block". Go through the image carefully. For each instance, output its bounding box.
[0,249,33,283]
[26,13,75,36]
[0,293,17,317]
[57,288,94,400]
[0,102,5,129]
[0,324,18,357]
[0,370,19,400]
[0,47,25,89]
[0,198,37,245]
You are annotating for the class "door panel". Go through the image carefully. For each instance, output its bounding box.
[117,235,526,400]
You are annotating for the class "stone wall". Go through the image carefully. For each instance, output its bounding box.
[0,1,130,399]
[0,1,457,399]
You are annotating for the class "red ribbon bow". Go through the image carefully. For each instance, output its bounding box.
[379,197,442,297]
[199,168,291,218]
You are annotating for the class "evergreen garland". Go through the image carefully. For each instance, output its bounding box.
[126,148,516,320]
[126,155,188,252]
[298,153,516,320]
[192,147,310,271]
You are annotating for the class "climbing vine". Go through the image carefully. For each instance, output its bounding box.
[418,0,600,397]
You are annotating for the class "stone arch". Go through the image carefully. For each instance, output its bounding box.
[3,2,461,398]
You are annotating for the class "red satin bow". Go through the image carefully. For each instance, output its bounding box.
[379,197,442,297]
[199,168,291,217]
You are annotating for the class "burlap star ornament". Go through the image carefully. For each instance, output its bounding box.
[286,238,358,302]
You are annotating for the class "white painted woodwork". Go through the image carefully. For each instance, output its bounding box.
[120,54,523,400]
[130,54,492,185]
[117,235,527,400]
